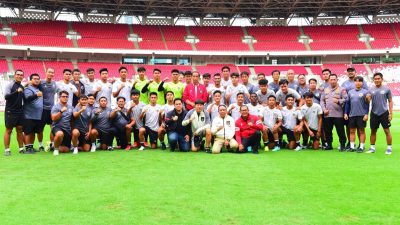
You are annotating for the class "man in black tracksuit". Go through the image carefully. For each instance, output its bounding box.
[165,98,191,152]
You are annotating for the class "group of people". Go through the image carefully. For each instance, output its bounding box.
[3,65,393,156]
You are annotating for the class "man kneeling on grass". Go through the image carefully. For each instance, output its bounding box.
[300,92,323,150]
[235,105,264,154]
[51,91,74,156]
[211,105,238,154]
[182,99,212,153]
[71,95,92,153]
[89,97,114,151]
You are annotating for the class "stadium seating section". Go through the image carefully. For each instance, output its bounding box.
[2,21,400,51]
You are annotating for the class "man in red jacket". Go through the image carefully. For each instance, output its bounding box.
[183,71,208,110]
[235,105,264,154]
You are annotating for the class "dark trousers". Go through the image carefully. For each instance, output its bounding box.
[323,117,346,146]
[115,127,128,148]
[242,131,261,150]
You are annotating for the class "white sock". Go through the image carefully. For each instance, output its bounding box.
[39,142,43,147]
[360,143,365,149]
[370,145,375,150]
[388,145,392,150]
[92,143,96,147]
[19,147,24,151]
[5,148,10,152]
[74,147,78,151]
[350,142,355,149]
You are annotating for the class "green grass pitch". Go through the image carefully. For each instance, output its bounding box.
[0,112,399,224]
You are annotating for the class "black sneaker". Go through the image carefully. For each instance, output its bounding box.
[24,148,36,154]
[49,146,55,152]
[357,148,364,153]
[348,148,355,152]
[205,147,212,154]
[345,143,351,151]
[4,151,11,156]
[325,145,333,150]
[161,143,166,150]
[252,150,259,154]
[193,135,202,149]
[339,145,346,152]
[39,146,45,152]
[19,149,25,154]
[107,146,114,151]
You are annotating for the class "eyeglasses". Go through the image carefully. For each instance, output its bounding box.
[60,96,69,98]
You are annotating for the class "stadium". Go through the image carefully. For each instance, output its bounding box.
[0,0,399,224]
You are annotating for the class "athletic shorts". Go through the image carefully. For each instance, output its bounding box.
[282,127,296,142]
[5,111,23,129]
[23,119,43,134]
[97,129,114,146]
[145,126,158,144]
[348,116,366,129]
[309,129,319,141]
[51,127,71,148]
[41,109,52,125]
[74,128,90,147]
[264,128,275,142]
[370,111,391,130]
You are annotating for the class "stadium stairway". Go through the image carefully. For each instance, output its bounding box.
[67,21,79,48]
[358,24,372,49]
[299,26,312,51]
[390,24,400,46]
[241,27,254,51]
[185,26,197,51]
[158,26,169,50]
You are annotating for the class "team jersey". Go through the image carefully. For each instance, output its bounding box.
[296,85,309,97]
[73,105,92,132]
[228,103,244,121]
[40,80,57,110]
[94,81,113,107]
[300,103,322,131]
[369,85,392,116]
[91,107,113,133]
[276,88,301,106]
[288,81,299,90]
[281,106,303,130]
[261,107,282,130]
[206,103,222,121]
[269,82,280,93]
[256,89,276,105]
[341,79,369,92]
[346,88,370,117]
[134,78,149,104]
[142,104,161,131]
[24,85,43,120]
[82,79,96,96]
[164,82,185,99]
[51,103,74,132]
[112,108,130,128]
[226,84,249,104]
[162,103,175,116]
[246,103,264,117]
[128,101,146,129]
[56,81,77,106]
[208,86,226,104]
[112,79,133,103]
[147,81,165,105]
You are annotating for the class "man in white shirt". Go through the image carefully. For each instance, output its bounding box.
[112,66,133,106]
[211,105,238,154]
[225,72,250,105]
[93,68,112,107]
[261,95,282,152]
[56,69,78,106]
[300,92,323,150]
[227,92,246,121]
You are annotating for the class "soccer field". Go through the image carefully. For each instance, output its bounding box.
[0,112,399,224]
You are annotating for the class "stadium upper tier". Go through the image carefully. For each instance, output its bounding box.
[2,21,400,51]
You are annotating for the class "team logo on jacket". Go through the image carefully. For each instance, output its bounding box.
[226,121,230,125]
[200,116,204,122]
[359,93,363,97]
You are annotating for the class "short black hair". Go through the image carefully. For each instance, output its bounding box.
[99,68,108,74]
[213,90,222,96]
[257,73,266,77]
[308,78,317,84]
[268,95,276,100]
[153,68,161,73]
[184,71,192,76]
[165,91,174,96]
[79,94,88,99]
[194,99,205,105]
[279,79,289,86]
[137,67,146,72]
[119,66,128,72]
[329,74,338,79]
[99,96,108,101]
[218,104,227,110]
[221,66,230,72]
[285,94,295,100]
[230,72,239,78]
[236,92,245,97]
[86,68,95,73]
[87,93,95,98]
[63,69,72,74]
[213,73,221,77]
[72,69,81,74]
[373,72,383,78]
[354,76,364,82]
[29,73,40,80]
[298,74,306,78]
[202,73,211,78]
[174,98,182,104]
[259,79,268,86]
[240,71,249,77]
[116,96,126,101]
[171,69,179,74]
[149,92,158,97]
[271,69,280,75]
[304,92,314,99]
[322,68,331,74]
[59,90,69,96]
[131,89,140,96]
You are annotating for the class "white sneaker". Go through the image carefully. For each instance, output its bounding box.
[73,148,78,154]
[139,146,145,151]
[386,149,392,155]
[295,146,302,151]
[90,145,96,152]
[366,148,375,154]
[53,150,59,156]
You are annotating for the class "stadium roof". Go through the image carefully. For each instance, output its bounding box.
[1,0,400,19]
